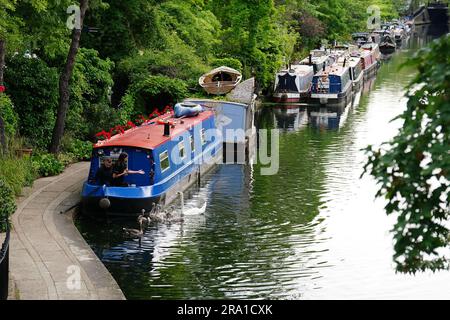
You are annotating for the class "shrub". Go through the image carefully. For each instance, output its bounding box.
[0,179,16,232]
[0,93,18,138]
[210,57,243,72]
[32,153,64,177]
[63,138,93,161]
[4,54,58,149]
[121,75,188,116]
[0,157,37,196]
[66,48,115,140]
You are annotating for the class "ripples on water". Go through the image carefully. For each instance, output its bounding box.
[77,46,450,300]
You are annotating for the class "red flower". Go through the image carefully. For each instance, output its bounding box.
[95,130,111,140]
[126,121,136,128]
[0,85,5,93]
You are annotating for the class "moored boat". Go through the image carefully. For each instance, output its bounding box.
[81,106,223,216]
[272,64,314,103]
[337,54,364,90]
[310,64,353,105]
[199,66,242,95]
[379,33,396,54]
[300,49,335,74]
[359,42,380,78]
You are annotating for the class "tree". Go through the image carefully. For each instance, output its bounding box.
[0,0,21,155]
[363,34,450,273]
[50,0,89,154]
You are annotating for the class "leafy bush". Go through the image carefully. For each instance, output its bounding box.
[32,153,64,177]
[0,93,18,138]
[121,75,188,116]
[66,48,115,140]
[210,58,243,72]
[0,179,16,232]
[0,157,36,196]
[4,54,58,149]
[63,138,93,161]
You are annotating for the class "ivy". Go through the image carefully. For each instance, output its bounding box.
[363,34,450,273]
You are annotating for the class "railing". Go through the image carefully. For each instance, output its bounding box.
[0,221,10,300]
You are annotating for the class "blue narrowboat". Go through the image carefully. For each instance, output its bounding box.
[81,105,223,216]
[310,65,353,105]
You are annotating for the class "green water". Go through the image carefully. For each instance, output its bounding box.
[76,38,450,299]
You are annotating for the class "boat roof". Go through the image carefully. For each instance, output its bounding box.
[278,64,314,75]
[337,56,360,68]
[94,110,214,150]
[200,66,241,78]
[315,65,349,77]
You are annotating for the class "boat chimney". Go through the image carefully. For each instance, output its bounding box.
[163,122,170,136]
[323,64,326,72]
[343,58,347,67]
[309,54,312,64]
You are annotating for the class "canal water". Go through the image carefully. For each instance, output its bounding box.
[76,36,450,299]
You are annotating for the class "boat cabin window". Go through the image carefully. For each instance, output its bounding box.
[190,135,195,153]
[178,141,186,160]
[159,150,170,172]
[201,129,206,146]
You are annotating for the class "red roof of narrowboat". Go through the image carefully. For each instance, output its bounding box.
[94,110,215,150]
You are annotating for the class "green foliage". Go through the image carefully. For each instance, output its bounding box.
[122,75,188,116]
[32,153,64,177]
[210,0,286,90]
[363,35,450,273]
[4,54,58,149]
[62,138,93,161]
[66,48,115,140]
[0,156,36,196]
[210,58,243,72]
[0,178,15,231]
[0,93,18,138]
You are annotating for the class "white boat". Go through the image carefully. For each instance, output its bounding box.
[199,66,242,95]
[272,64,314,103]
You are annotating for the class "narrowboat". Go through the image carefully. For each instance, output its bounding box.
[81,105,223,216]
[272,64,314,103]
[310,64,353,105]
[379,33,396,54]
[199,66,242,95]
[337,55,364,90]
[359,42,380,79]
[300,49,335,74]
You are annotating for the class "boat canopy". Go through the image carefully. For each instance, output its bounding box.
[199,66,242,95]
[274,65,314,93]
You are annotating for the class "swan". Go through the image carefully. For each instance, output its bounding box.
[137,209,150,225]
[177,191,207,216]
[123,220,143,238]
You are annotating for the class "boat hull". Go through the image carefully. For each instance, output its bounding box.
[82,145,222,217]
[310,82,353,106]
[272,91,309,103]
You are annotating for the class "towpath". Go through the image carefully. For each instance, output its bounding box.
[9,162,124,300]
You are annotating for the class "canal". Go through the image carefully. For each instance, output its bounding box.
[76,36,450,299]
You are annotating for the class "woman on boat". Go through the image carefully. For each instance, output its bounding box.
[95,156,113,186]
[112,152,145,187]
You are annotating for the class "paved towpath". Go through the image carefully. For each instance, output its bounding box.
[9,162,125,300]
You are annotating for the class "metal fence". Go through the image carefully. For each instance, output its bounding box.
[0,222,10,300]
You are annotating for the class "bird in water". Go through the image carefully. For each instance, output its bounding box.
[149,204,165,223]
[137,209,150,226]
[164,206,184,223]
[123,220,144,238]
[177,191,207,216]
